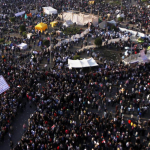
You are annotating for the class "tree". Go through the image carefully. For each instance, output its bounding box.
[20,25,26,33]
[0,38,4,43]
[94,37,102,47]
[43,40,50,47]
[73,55,80,60]
[118,17,123,22]
[22,31,27,38]
[10,17,15,22]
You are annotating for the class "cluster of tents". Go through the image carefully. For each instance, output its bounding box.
[55,28,90,47]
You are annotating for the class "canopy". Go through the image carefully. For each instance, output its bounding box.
[117,13,125,18]
[107,14,111,18]
[27,13,32,17]
[35,22,48,32]
[89,1,94,5]
[62,12,98,26]
[68,58,98,68]
[0,75,10,94]
[15,11,25,17]
[119,27,147,38]
[27,33,32,39]
[115,10,120,14]
[24,14,28,19]
[107,20,117,26]
[50,21,58,28]
[43,7,57,15]
[17,43,27,50]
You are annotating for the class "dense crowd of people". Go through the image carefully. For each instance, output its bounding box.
[1,0,150,150]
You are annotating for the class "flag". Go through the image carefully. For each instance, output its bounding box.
[51,125,55,130]
[37,14,41,17]
[38,41,42,46]
[0,75,10,94]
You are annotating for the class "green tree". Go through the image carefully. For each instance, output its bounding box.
[43,40,50,47]
[94,37,102,47]
[22,31,27,37]
[118,17,123,22]
[0,38,5,43]
[10,17,15,22]
[73,55,80,60]
[20,25,26,32]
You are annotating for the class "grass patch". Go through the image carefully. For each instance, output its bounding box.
[109,0,121,5]
[63,26,81,35]
[94,48,121,62]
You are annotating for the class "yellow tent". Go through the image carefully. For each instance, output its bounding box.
[35,22,48,32]
[50,21,58,28]
[89,1,94,5]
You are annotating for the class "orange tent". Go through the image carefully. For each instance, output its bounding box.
[27,13,32,17]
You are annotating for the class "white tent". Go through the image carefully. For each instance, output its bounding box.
[17,43,28,50]
[107,20,117,26]
[62,12,98,27]
[115,9,120,14]
[0,75,10,94]
[43,7,57,15]
[15,11,25,17]
[68,58,98,68]
[63,20,73,27]
[119,27,147,38]
[27,33,32,39]
[117,13,125,18]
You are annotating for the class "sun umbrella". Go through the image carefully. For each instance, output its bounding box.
[65,130,69,134]
[128,120,131,124]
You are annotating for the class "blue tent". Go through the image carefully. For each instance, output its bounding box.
[24,14,28,19]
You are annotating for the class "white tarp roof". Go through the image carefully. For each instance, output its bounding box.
[62,12,98,27]
[123,51,150,64]
[68,58,98,68]
[117,13,125,18]
[107,20,117,26]
[15,11,25,17]
[43,7,57,15]
[119,27,148,39]
[0,75,10,94]
[17,43,28,49]
[27,33,32,39]
[115,9,120,14]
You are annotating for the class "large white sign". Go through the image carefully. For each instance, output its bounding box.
[0,75,10,94]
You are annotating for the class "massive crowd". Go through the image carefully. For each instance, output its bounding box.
[1,0,150,150]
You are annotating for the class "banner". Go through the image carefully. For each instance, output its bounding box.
[140,50,148,62]
[0,75,10,94]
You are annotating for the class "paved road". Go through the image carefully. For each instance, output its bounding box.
[0,99,36,150]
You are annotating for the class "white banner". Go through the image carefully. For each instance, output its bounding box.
[0,75,10,94]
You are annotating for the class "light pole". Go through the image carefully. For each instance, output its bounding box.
[50,33,51,69]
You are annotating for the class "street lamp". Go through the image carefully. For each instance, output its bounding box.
[49,33,53,69]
